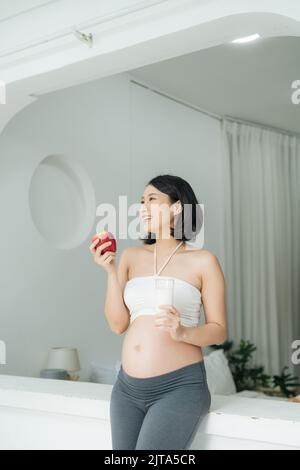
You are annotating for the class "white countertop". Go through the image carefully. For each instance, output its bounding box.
[1,373,300,448]
[0,374,112,419]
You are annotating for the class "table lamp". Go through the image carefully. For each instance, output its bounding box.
[46,347,81,381]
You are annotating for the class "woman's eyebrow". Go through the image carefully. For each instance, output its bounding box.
[140,192,158,201]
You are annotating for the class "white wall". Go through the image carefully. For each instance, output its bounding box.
[0,73,224,380]
[131,80,223,256]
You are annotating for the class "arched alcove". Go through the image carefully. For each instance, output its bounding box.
[29,154,95,249]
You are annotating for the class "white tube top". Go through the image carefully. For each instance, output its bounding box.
[123,275,203,327]
[123,241,203,327]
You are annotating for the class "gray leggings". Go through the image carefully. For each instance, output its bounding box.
[109,360,211,450]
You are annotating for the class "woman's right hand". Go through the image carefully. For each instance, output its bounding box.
[89,238,117,274]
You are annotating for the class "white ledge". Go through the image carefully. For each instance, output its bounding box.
[0,374,112,420]
[1,374,300,450]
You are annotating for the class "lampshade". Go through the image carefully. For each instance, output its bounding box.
[46,347,80,372]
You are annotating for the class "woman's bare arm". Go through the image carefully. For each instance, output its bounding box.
[104,248,131,334]
[89,238,131,335]
[179,250,228,347]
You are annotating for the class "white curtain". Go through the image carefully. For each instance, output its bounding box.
[222,118,300,379]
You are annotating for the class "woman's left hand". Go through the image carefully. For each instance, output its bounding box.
[154,305,185,341]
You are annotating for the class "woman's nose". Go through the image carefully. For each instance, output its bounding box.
[143,202,151,212]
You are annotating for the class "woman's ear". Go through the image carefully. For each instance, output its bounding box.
[173,201,183,216]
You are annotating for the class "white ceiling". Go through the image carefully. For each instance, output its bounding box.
[0,0,58,22]
[131,36,300,134]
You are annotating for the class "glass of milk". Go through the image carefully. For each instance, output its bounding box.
[155,278,174,313]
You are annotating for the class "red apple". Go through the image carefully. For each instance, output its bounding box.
[92,231,117,254]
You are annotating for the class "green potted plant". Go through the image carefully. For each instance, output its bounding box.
[211,339,300,398]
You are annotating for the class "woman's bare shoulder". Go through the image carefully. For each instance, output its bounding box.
[196,250,224,276]
[120,244,151,258]
[194,248,219,263]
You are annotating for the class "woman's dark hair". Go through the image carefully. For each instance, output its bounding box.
[140,174,203,245]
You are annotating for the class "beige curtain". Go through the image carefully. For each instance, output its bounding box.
[222,118,300,379]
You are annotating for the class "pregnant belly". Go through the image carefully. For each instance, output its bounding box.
[121,315,203,378]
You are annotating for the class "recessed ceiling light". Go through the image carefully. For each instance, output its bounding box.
[231,33,261,44]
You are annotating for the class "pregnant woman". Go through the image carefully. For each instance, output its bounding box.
[89,174,227,450]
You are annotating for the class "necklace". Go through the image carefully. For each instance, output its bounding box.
[154,241,184,276]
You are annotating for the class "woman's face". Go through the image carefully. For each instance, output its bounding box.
[139,185,180,238]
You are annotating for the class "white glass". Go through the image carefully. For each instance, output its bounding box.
[155,278,174,313]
